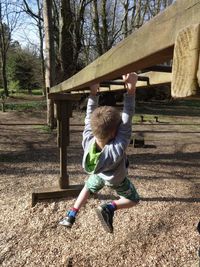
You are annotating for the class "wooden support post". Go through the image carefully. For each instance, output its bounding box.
[31,94,83,207]
[154,116,159,123]
[1,95,6,112]
[1,102,5,112]
[56,100,70,188]
[140,115,144,123]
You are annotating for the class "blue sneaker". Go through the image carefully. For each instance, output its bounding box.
[59,212,76,228]
[96,204,114,233]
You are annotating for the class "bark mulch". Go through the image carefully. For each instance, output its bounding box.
[0,109,200,267]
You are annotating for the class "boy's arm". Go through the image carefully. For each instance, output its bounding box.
[82,84,99,149]
[109,73,138,155]
[121,72,137,126]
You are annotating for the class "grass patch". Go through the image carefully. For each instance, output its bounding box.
[173,99,200,107]
[9,90,43,97]
[135,99,200,117]
[4,101,46,111]
[31,89,44,96]
[34,125,52,133]
[0,88,44,97]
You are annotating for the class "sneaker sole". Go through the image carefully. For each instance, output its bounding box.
[59,220,73,228]
[96,207,113,233]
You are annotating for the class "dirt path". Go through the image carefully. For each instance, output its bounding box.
[0,109,200,267]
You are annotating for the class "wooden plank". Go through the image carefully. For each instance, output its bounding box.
[48,93,81,101]
[100,76,149,87]
[141,65,172,73]
[138,72,171,87]
[31,185,83,206]
[103,72,171,91]
[50,0,200,94]
[72,72,172,94]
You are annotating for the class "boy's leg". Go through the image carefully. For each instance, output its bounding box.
[96,177,139,233]
[59,185,90,227]
[73,185,90,210]
[59,174,104,228]
[111,196,138,209]
[114,177,140,207]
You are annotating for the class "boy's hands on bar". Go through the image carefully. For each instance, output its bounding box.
[90,72,137,96]
[122,72,138,95]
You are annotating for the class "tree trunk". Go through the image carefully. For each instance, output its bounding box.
[123,0,129,37]
[93,0,103,55]
[101,0,108,52]
[59,0,74,81]
[2,55,8,96]
[0,2,8,97]
[37,0,46,96]
[39,25,46,96]
[43,0,56,128]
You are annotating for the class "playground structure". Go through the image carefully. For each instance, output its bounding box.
[32,0,200,206]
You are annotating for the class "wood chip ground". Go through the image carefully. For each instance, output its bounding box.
[0,108,200,267]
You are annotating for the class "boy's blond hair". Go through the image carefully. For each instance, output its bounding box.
[90,106,121,141]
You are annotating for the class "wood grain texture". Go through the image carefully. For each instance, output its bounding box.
[171,24,200,97]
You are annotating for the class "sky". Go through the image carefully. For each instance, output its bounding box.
[13,20,40,48]
[9,0,40,49]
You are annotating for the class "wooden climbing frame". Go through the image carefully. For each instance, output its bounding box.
[31,0,200,205]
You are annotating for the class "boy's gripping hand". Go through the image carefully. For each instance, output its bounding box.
[90,83,100,96]
[122,72,138,95]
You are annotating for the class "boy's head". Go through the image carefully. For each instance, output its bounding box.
[90,106,121,143]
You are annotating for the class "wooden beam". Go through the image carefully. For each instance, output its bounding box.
[137,72,172,87]
[100,72,170,91]
[48,93,81,101]
[140,65,172,73]
[32,185,83,207]
[100,76,150,87]
[72,72,172,94]
[50,0,200,94]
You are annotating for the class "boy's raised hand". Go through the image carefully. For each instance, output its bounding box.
[90,83,100,96]
[122,72,138,95]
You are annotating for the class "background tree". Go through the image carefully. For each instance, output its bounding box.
[0,0,22,96]
[91,0,125,57]
[58,0,92,81]
[22,0,46,95]
[81,0,175,61]
[7,45,43,93]
[43,0,55,127]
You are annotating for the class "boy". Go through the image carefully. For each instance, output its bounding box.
[59,73,140,233]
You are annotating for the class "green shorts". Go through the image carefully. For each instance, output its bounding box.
[85,174,140,202]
